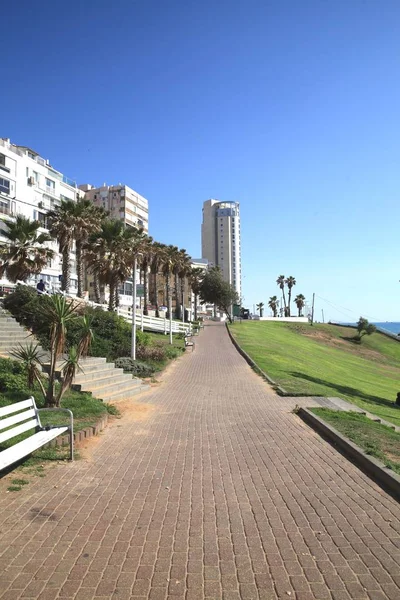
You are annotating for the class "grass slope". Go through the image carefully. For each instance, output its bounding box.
[310,408,400,475]
[229,322,400,426]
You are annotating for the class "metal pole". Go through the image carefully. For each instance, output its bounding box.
[321,309,325,323]
[131,258,137,359]
[311,293,315,326]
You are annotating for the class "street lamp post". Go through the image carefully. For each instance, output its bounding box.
[131,255,143,360]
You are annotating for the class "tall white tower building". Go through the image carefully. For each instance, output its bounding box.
[201,199,242,300]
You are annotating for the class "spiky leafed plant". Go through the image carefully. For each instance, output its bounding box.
[37,295,80,406]
[10,342,47,397]
[276,275,287,316]
[285,276,296,317]
[294,294,306,317]
[268,295,279,318]
[77,314,94,358]
[0,216,54,283]
[188,267,204,321]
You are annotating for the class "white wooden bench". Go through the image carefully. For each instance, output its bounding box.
[0,397,73,471]
[184,333,195,352]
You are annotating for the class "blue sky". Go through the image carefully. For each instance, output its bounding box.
[2,0,400,321]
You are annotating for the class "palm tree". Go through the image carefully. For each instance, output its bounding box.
[177,249,192,320]
[73,200,106,298]
[0,216,54,283]
[48,199,105,297]
[276,275,287,316]
[188,267,204,321]
[268,295,279,317]
[138,236,154,316]
[47,199,76,293]
[89,220,146,311]
[149,242,167,317]
[256,302,264,317]
[285,276,296,317]
[162,245,180,319]
[294,294,306,317]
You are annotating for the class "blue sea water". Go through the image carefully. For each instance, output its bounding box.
[338,322,400,335]
[373,322,400,335]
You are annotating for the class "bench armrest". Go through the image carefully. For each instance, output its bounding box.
[36,408,74,461]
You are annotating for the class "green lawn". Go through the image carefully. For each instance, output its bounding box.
[229,321,400,426]
[309,408,400,475]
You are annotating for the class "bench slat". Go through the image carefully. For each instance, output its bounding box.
[0,427,68,471]
[0,409,37,432]
[0,398,35,418]
[0,419,38,445]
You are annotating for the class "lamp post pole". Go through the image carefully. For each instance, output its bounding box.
[131,257,138,360]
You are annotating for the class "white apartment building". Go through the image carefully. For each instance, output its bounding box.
[80,183,149,233]
[201,199,242,300]
[0,138,82,293]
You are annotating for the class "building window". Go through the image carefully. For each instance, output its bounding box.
[45,178,55,190]
[0,177,10,195]
[0,154,5,166]
[36,211,48,227]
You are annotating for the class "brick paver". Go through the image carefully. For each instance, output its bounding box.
[0,323,399,599]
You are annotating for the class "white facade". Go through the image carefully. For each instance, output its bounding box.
[0,138,82,292]
[80,183,149,233]
[201,199,242,300]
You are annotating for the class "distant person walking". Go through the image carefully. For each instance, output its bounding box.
[36,279,46,295]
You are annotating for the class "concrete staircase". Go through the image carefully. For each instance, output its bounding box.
[0,309,150,402]
[0,311,38,356]
[70,357,150,402]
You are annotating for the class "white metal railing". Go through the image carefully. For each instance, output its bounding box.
[7,281,191,336]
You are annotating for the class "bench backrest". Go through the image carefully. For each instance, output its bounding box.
[0,397,39,446]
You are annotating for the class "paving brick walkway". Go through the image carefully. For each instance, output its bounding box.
[0,323,399,600]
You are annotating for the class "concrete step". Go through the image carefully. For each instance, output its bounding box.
[73,369,129,389]
[80,376,142,397]
[97,383,151,402]
[0,329,33,342]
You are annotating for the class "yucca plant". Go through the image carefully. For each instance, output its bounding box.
[10,342,47,397]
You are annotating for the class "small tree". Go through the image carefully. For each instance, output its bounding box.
[199,267,238,323]
[11,296,94,407]
[268,296,279,317]
[294,294,306,317]
[356,317,376,341]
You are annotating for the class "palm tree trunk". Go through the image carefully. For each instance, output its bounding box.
[194,293,198,321]
[166,273,171,320]
[108,281,116,311]
[76,241,84,298]
[93,270,101,304]
[61,247,70,293]
[287,289,292,317]
[174,272,180,319]
[281,288,287,315]
[143,266,149,316]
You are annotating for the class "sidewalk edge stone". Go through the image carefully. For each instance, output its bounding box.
[298,407,400,500]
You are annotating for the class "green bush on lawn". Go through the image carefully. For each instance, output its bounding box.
[3,286,184,368]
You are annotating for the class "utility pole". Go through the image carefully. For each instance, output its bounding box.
[311,293,315,326]
[131,257,138,360]
[321,309,325,323]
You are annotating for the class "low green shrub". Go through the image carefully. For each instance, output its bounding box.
[137,345,167,362]
[114,357,156,378]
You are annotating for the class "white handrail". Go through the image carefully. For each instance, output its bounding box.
[11,281,191,335]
